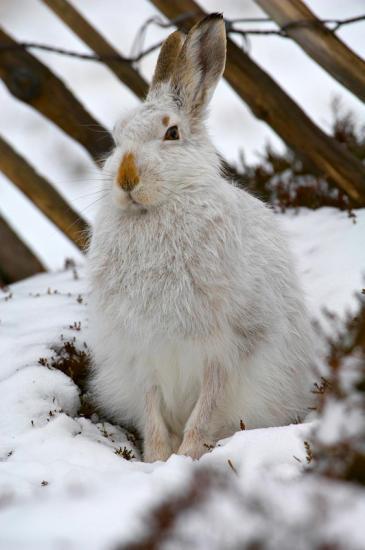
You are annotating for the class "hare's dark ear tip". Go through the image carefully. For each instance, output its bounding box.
[209,12,224,20]
[194,13,226,36]
[197,13,224,27]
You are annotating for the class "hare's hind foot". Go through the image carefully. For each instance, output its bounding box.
[177,428,215,460]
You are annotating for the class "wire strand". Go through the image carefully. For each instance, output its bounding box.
[0,14,364,64]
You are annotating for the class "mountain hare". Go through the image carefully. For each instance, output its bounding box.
[88,13,315,461]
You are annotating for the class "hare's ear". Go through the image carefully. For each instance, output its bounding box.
[148,30,185,97]
[171,13,226,120]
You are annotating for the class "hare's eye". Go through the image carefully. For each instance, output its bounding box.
[164,125,179,141]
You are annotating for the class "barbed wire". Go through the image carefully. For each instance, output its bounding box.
[0,13,364,65]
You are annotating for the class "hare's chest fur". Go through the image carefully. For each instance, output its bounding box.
[90,202,239,340]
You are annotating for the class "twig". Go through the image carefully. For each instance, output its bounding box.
[256,0,365,103]
[0,41,163,63]
[1,14,364,63]
[41,0,148,98]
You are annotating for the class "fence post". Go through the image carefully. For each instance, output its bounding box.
[256,0,365,104]
[0,27,114,164]
[41,0,148,99]
[0,136,89,251]
[0,215,45,283]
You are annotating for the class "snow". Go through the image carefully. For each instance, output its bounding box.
[1,207,365,548]
[278,208,365,327]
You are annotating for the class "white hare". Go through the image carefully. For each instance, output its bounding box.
[87,13,316,461]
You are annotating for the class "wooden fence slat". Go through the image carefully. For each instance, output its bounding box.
[256,0,365,104]
[149,0,365,205]
[41,0,148,99]
[0,215,45,284]
[0,27,114,165]
[0,135,89,250]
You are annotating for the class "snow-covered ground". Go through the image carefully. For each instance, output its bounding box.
[1,207,364,549]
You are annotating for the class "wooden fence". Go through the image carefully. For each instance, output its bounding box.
[1,0,365,283]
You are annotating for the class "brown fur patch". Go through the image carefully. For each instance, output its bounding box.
[117,152,140,191]
[162,116,170,127]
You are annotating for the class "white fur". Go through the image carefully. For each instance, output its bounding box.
[87,17,316,460]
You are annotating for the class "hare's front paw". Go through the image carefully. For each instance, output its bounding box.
[143,433,172,463]
[177,428,213,460]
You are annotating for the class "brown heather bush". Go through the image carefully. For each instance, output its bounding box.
[226,100,365,213]
[308,291,365,485]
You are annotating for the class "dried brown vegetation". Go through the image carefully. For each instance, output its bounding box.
[114,447,136,461]
[39,337,94,417]
[38,336,141,454]
[229,101,365,213]
[117,469,219,550]
[40,338,90,390]
[309,292,365,485]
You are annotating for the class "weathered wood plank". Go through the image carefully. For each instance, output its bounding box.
[41,0,148,99]
[0,27,114,164]
[0,135,89,250]
[256,0,365,104]
[0,215,45,284]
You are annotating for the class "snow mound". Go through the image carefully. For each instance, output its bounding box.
[0,207,365,549]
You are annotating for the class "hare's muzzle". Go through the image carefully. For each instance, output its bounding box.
[117,152,140,192]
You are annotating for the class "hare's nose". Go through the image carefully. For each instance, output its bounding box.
[117,152,140,191]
